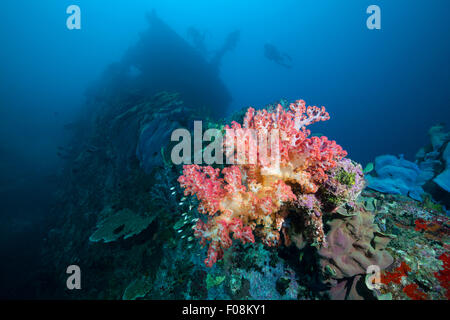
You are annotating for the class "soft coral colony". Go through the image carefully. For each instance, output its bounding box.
[178,99,364,267]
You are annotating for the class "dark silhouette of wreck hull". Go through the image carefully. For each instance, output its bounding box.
[88,11,231,119]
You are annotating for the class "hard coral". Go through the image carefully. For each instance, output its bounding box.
[305,206,394,300]
[318,206,394,282]
[178,99,347,267]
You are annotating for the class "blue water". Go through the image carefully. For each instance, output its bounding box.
[0,0,448,299]
[1,0,449,168]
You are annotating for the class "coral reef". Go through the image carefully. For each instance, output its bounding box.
[39,75,449,300]
[361,189,449,300]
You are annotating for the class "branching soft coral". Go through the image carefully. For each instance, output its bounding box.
[179,164,295,266]
[224,100,346,193]
[178,99,348,267]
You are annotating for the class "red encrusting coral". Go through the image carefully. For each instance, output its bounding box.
[434,252,450,299]
[402,283,428,300]
[381,261,434,300]
[178,99,348,267]
[414,217,448,239]
[414,218,429,232]
[381,261,411,285]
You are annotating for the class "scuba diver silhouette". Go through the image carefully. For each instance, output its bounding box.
[264,43,293,69]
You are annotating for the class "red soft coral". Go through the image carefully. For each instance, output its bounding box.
[179,99,347,267]
[193,216,255,267]
[178,165,225,215]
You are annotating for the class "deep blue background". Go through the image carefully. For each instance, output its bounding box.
[0,0,448,299]
[0,0,449,173]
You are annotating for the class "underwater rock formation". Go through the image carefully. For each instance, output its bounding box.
[433,143,450,193]
[367,124,450,208]
[416,124,450,207]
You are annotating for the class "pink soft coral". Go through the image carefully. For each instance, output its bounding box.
[178,99,347,267]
